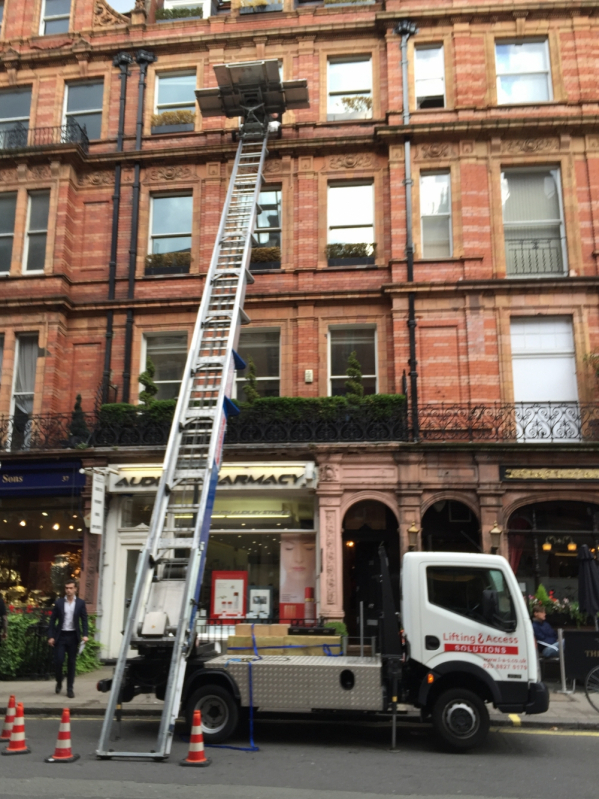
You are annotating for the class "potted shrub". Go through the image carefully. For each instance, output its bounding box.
[239,0,283,14]
[155,6,204,21]
[250,246,281,270]
[151,110,195,135]
[145,251,192,275]
[326,242,376,267]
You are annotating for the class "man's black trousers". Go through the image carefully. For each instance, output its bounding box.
[55,631,77,690]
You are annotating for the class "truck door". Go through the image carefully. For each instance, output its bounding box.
[419,562,532,683]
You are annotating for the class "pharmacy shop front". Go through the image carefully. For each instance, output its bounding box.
[99,462,318,659]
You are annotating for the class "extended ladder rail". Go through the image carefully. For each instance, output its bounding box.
[97,133,268,760]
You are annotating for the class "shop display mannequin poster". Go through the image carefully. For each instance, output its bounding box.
[279,534,316,620]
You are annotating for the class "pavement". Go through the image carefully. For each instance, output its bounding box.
[1,666,598,729]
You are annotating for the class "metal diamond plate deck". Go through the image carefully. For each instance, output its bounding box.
[205,655,383,711]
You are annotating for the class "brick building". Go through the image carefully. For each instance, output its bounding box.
[1,0,599,654]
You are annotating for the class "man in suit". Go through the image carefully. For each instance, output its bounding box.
[48,579,88,699]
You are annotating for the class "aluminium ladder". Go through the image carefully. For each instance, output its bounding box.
[96,132,268,761]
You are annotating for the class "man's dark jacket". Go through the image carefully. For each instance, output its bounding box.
[48,597,88,644]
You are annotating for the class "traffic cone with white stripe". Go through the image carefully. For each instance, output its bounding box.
[45,708,79,763]
[1,702,30,755]
[180,710,211,767]
[0,695,16,743]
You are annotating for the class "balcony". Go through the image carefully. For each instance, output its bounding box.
[504,226,566,278]
[0,122,89,155]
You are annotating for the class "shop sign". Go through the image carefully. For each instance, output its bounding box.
[108,463,317,493]
[501,467,599,482]
[90,471,106,535]
[0,460,86,496]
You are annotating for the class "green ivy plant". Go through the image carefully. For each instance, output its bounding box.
[155,6,203,20]
[243,357,261,404]
[345,350,364,405]
[250,246,281,263]
[138,357,159,408]
[150,110,196,127]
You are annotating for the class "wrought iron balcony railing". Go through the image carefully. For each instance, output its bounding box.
[1,402,597,452]
[505,235,565,277]
[0,122,89,154]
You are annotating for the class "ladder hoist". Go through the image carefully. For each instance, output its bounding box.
[96,60,309,760]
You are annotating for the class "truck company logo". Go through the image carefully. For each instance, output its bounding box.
[443,632,519,656]
[445,643,519,655]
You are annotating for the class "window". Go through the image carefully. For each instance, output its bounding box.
[329,327,376,396]
[427,566,517,632]
[495,40,552,104]
[501,168,566,277]
[148,194,193,273]
[64,81,104,140]
[420,172,451,258]
[0,3,4,38]
[11,334,39,450]
[40,0,71,35]
[414,45,445,109]
[0,334,4,386]
[327,183,374,259]
[327,58,372,121]
[23,192,50,273]
[0,192,16,273]
[251,187,281,269]
[143,333,188,401]
[235,329,280,398]
[155,72,196,115]
[0,87,32,147]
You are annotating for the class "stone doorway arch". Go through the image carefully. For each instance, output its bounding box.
[421,499,481,553]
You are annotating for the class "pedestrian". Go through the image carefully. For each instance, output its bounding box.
[48,579,88,699]
[531,604,561,658]
[0,592,7,644]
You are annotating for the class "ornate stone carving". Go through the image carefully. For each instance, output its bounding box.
[420,143,451,159]
[28,165,52,181]
[264,160,283,174]
[78,171,113,186]
[503,138,558,154]
[148,166,193,182]
[319,464,340,483]
[0,169,18,183]
[325,510,336,606]
[328,154,373,170]
[93,0,128,28]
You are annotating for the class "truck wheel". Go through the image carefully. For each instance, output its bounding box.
[431,688,489,752]
[185,685,239,744]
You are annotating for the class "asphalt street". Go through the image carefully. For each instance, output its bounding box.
[1,717,597,799]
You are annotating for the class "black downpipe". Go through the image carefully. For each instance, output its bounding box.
[121,50,156,404]
[102,52,134,406]
[396,21,419,442]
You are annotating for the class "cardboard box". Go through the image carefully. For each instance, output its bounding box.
[226,635,286,656]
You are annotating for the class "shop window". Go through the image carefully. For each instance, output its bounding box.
[327,183,375,262]
[0,87,32,147]
[40,0,71,35]
[420,171,452,258]
[235,329,280,398]
[23,191,50,273]
[64,81,104,140]
[142,332,188,401]
[147,194,193,274]
[251,187,281,270]
[329,327,376,396]
[415,45,445,109]
[495,40,552,104]
[501,168,566,277]
[327,57,372,121]
[427,566,516,631]
[155,71,196,115]
[11,334,38,449]
[0,192,16,273]
[0,4,4,38]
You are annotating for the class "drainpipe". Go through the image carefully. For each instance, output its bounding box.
[102,52,134,406]
[395,20,419,442]
[122,49,156,404]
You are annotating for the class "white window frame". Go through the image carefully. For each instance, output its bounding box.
[141,332,189,401]
[0,191,17,274]
[420,171,452,259]
[414,44,446,109]
[327,182,374,247]
[22,191,50,274]
[0,3,4,38]
[501,166,567,278]
[9,333,39,421]
[328,324,377,397]
[253,186,282,248]
[495,39,552,105]
[0,87,32,133]
[39,0,71,36]
[148,193,193,255]
[327,57,373,121]
[62,80,104,139]
[154,70,197,115]
[234,327,281,399]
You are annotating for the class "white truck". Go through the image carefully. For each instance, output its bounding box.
[99,548,548,752]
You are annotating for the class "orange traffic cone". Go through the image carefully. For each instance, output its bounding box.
[180,710,211,767]
[45,708,80,763]
[0,695,16,743]
[1,702,30,755]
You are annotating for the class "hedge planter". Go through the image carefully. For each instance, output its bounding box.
[328,256,375,267]
[151,123,195,135]
[240,3,283,12]
[145,263,191,276]
[250,261,281,271]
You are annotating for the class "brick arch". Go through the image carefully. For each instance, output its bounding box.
[421,491,481,522]
[340,491,400,527]
[503,492,599,525]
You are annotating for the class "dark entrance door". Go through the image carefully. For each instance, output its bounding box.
[421,500,481,553]
[342,501,399,637]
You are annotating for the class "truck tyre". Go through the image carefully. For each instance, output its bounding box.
[185,684,239,744]
[431,688,489,752]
